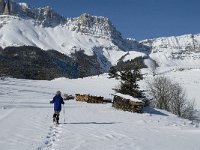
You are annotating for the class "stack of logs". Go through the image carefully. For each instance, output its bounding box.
[75,94,104,103]
[112,95,144,113]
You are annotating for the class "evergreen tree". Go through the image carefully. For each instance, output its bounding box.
[115,64,143,98]
[108,66,119,79]
[78,69,87,78]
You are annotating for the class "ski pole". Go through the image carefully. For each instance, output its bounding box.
[63,104,66,123]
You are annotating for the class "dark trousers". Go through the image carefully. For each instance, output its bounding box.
[53,111,60,123]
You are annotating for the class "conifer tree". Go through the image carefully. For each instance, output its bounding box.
[115,64,143,98]
[108,66,119,79]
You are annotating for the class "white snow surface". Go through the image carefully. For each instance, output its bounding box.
[1,70,200,150]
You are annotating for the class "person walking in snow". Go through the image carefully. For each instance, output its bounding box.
[50,91,65,124]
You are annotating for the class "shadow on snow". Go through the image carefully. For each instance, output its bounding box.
[143,107,168,116]
[61,122,121,125]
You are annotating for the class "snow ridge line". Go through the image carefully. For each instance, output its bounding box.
[37,124,63,150]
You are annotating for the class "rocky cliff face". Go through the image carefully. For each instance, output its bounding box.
[0,0,11,15]
[66,13,148,52]
[0,0,5,14]
[17,4,66,27]
[0,1,66,26]
[66,13,122,40]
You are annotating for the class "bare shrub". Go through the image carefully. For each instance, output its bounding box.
[148,76,196,120]
[147,76,172,111]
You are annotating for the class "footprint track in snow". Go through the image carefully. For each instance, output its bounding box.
[37,124,63,150]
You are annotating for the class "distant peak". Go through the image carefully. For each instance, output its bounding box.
[66,13,122,40]
[39,5,52,11]
[79,13,109,21]
[80,13,91,17]
[0,0,66,27]
[80,13,108,19]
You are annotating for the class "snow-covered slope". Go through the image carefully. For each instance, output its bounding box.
[0,0,200,73]
[0,72,200,150]
[0,1,148,73]
[0,14,146,70]
[142,34,200,68]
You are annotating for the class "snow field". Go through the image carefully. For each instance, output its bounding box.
[0,70,200,150]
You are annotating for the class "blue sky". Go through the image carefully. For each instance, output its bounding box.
[16,0,200,40]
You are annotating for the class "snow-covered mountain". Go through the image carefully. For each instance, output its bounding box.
[0,0,200,78]
[0,15,146,70]
[141,34,200,68]
[0,1,147,75]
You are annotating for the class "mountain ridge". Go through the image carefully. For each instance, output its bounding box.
[0,0,200,79]
[141,33,200,68]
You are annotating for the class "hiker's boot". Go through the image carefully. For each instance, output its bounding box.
[56,114,59,124]
[53,113,57,122]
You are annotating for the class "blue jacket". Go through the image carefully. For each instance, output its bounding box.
[50,95,64,111]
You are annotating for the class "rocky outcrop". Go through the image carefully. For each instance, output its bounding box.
[0,0,5,14]
[3,0,11,15]
[66,13,146,52]
[0,1,66,27]
[0,0,11,15]
[66,13,122,40]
